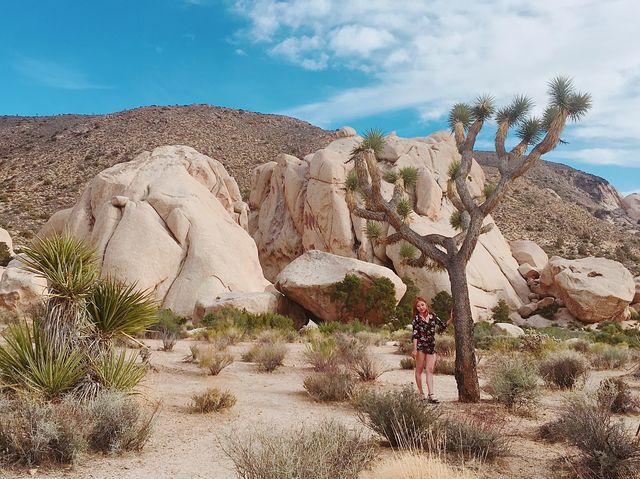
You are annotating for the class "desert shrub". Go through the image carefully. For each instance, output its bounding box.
[539,350,589,389]
[0,243,11,267]
[253,342,287,372]
[393,329,414,354]
[153,309,182,351]
[241,343,259,362]
[305,338,340,372]
[355,330,386,346]
[440,417,509,461]
[355,386,442,448]
[303,371,355,401]
[392,277,419,330]
[434,356,455,375]
[587,321,640,348]
[224,420,376,479]
[201,307,293,333]
[90,350,148,393]
[365,454,478,479]
[190,388,236,413]
[88,390,158,454]
[430,291,453,323]
[435,335,456,356]
[567,338,590,353]
[197,347,234,375]
[485,356,540,410]
[539,394,640,479]
[519,332,559,356]
[596,378,640,413]
[473,321,495,349]
[491,299,510,323]
[400,357,415,369]
[333,332,367,363]
[350,351,385,381]
[255,329,285,344]
[590,344,629,369]
[537,302,560,319]
[484,336,522,353]
[330,274,397,324]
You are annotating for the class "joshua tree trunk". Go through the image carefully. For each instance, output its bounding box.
[448,258,480,402]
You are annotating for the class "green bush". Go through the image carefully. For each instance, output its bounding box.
[190,388,236,413]
[400,357,415,369]
[330,274,396,324]
[0,243,11,267]
[303,371,355,401]
[430,291,453,322]
[152,309,183,351]
[253,342,287,372]
[539,350,589,389]
[317,320,372,335]
[201,307,294,333]
[434,356,455,375]
[90,350,148,392]
[196,347,234,375]
[224,420,377,479]
[587,321,640,348]
[537,302,560,319]
[440,417,510,461]
[350,351,385,381]
[305,338,340,372]
[486,356,540,410]
[435,335,456,356]
[596,378,640,413]
[590,344,630,369]
[491,299,510,323]
[392,277,419,329]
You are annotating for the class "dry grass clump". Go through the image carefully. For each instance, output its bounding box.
[435,335,456,356]
[362,453,478,479]
[400,357,416,370]
[538,350,589,389]
[589,344,629,369]
[485,355,540,410]
[195,346,234,375]
[303,371,356,402]
[223,420,377,479]
[439,417,509,462]
[538,394,640,478]
[253,342,287,372]
[393,330,414,355]
[190,388,236,413]
[596,377,640,413]
[355,330,386,346]
[566,338,590,353]
[434,356,456,375]
[351,351,386,381]
[305,338,341,372]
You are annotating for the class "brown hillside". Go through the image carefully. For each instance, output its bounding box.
[0,107,637,273]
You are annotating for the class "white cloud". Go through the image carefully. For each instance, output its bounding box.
[13,57,111,90]
[551,148,640,168]
[231,0,640,168]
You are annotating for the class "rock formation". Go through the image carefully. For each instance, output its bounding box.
[38,145,271,317]
[250,131,530,320]
[622,193,640,222]
[0,256,47,312]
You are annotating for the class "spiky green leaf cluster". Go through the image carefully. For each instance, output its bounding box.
[495,95,533,125]
[448,103,472,131]
[471,95,496,121]
[447,161,461,180]
[22,234,99,300]
[399,167,418,187]
[548,76,592,122]
[516,117,543,144]
[365,221,383,241]
[399,243,418,261]
[483,182,496,198]
[88,278,158,339]
[382,170,399,184]
[346,170,360,192]
[90,350,147,393]
[351,128,387,158]
[396,198,412,219]
[450,211,463,231]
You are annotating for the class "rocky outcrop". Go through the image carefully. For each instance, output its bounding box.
[492,322,525,337]
[510,240,549,269]
[634,276,640,304]
[275,250,406,325]
[540,256,635,323]
[621,193,640,221]
[0,228,13,266]
[0,256,47,312]
[38,145,270,317]
[193,290,281,322]
[250,131,529,320]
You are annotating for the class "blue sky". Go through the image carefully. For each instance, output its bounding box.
[2,0,638,195]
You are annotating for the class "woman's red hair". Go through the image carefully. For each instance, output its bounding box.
[412,297,430,317]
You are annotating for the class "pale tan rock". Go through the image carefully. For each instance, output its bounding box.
[336,126,356,138]
[536,296,555,310]
[38,145,270,317]
[379,133,409,162]
[510,240,549,269]
[633,276,640,304]
[518,263,540,279]
[0,257,47,312]
[37,208,72,237]
[540,256,635,323]
[518,303,538,317]
[193,291,281,322]
[492,322,525,337]
[519,314,554,328]
[621,193,640,221]
[0,228,13,258]
[414,169,442,219]
[275,250,406,324]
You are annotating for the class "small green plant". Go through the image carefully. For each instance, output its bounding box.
[365,220,383,241]
[153,309,183,351]
[485,356,540,410]
[400,357,415,369]
[590,344,629,369]
[190,388,236,413]
[201,306,294,333]
[0,243,11,267]
[330,274,396,324]
[447,160,461,180]
[197,348,234,375]
[537,302,560,319]
[254,342,287,372]
[430,291,453,323]
[399,242,417,261]
[449,211,462,230]
[399,167,418,187]
[491,299,510,323]
[90,350,148,393]
[440,417,510,461]
[303,371,355,401]
[396,198,412,220]
[382,170,399,184]
[350,351,385,381]
[539,350,589,389]
[346,170,360,192]
[305,338,340,372]
[435,335,456,356]
[483,182,496,198]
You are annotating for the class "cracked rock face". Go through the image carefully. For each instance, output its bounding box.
[250,131,529,320]
[38,145,270,317]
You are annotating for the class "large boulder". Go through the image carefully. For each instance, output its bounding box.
[193,290,281,323]
[633,276,640,304]
[0,228,13,266]
[250,132,529,320]
[540,256,635,323]
[275,250,406,324]
[38,145,270,317]
[622,193,640,221]
[510,240,549,269]
[0,257,47,312]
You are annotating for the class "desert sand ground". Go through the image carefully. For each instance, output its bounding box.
[4,338,638,479]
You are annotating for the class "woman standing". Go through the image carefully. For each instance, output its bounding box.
[411,297,453,403]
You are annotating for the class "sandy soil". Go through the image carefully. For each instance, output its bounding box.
[4,339,639,479]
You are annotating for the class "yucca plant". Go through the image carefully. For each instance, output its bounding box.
[399,167,418,188]
[87,278,157,346]
[0,322,85,400]
[90,350,147,393]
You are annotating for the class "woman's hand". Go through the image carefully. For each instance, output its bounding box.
[411,349,417,359]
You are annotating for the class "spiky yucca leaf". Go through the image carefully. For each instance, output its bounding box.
[541,106,561,132]
[448,161,461,180]
[90,350,147,392]
[483,182,496,198]
[450,211,463,231]
[516,117,543,144]
[351,129,386,158]
[346,170,360,192]
[366,221,383,241]
[21,234,99,300]
[0,322,85,400]
[382,170,399,184]
[548,76,575,110]
[567,91,592,121]
[399,243,418,261]
[399,167,418,188]
[88,278,157,340]
[471,95,495,121]
[448,103,472,131]
[396,198,412,220]
[495,95,533,125]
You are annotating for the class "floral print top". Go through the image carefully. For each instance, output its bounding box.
[412,312,447,354]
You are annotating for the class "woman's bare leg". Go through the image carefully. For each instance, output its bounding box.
[414,351,426,395]
[425,354,437,396]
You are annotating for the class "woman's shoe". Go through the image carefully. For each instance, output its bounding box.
[426,394,440,404]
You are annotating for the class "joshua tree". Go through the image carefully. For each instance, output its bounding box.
[346,77,591,402]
